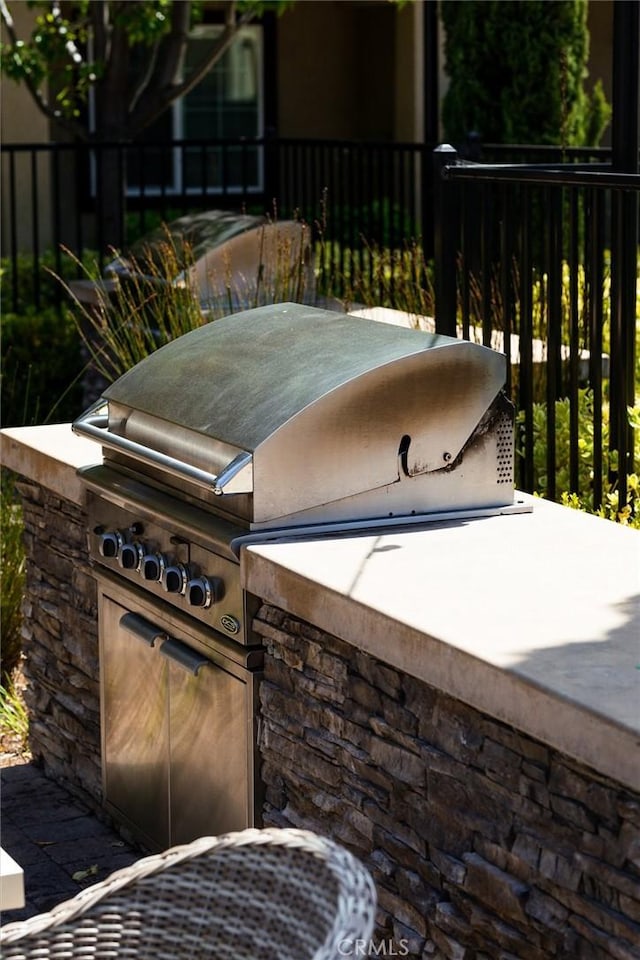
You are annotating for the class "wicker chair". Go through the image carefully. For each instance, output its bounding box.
[0,827,377,960]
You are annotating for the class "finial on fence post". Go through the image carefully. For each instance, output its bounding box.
[433,144,459,337]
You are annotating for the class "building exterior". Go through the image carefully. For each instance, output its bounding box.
[1,0,614,254]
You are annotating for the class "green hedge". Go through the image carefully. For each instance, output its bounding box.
[0,250,93,314]
[518,391,640,527]
[441,0,611,147]
[1,252,88,427]
[1,306,84,427]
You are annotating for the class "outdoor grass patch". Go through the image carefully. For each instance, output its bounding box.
[1,474,26,682]
[0,473,29,758]
[316,238,435,317]
[0,680,29,756]
[60,242,207,382]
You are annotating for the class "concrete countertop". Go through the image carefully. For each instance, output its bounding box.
[1,423,100,506]
[243,501,640,791]
[2,423,639,791]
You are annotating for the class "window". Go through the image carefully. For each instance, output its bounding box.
[126,24,264,197]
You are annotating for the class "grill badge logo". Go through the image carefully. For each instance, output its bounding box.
[220,614,241,635]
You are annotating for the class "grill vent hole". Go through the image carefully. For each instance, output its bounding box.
[496,414,514,484]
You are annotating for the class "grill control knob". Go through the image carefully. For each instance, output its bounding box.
[141,553,166,582]
[187,576,225,609]
[163,563,190,595]
[119,542,144,571]
[99,530,124,559]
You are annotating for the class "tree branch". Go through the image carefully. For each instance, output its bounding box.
[90,0,110,64]
[0,0,88,138]
[1,0,263,141]
[0,0,15,34]
[124,0,193,132]
[51,1,83,67]
[153,0,193,92]
[127,1,256,134]
[170,10,256,102]
[97,12,133,135]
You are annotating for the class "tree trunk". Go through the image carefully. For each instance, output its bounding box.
[94,145,127,253]
[92,16,132,251]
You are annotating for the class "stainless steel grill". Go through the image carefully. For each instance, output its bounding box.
[104,210,315,312]
[72,302,528,851]
[75,302,525,531]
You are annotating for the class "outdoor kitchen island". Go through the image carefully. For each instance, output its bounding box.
[1,422,639,960]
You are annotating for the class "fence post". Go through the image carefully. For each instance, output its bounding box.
[609,0,639,510]
[433,144,459,336]
[263,127,278,214]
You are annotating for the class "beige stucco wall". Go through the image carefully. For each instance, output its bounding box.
[393,0,421,142]
[1,75,50,145]
[0,1,615,150]
[1,4,50,144]
[0,0,616,256]
[277,0,400,140]
[586,0,613,147]
[1,3,53,252]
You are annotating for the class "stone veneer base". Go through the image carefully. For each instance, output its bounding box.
[255,605,640,959]
[3,424,639,959]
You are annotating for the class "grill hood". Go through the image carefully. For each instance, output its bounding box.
[73,303,519,531]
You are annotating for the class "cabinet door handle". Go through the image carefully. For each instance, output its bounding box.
[120,612,167,647]
[160,637,210,675]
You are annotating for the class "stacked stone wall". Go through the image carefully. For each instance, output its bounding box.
[12,477,640,958]
[16,481,101,807]
[255,604,640,960]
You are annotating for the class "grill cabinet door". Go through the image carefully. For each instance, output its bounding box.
[100,597,169,849]
[100,590,257,851]
[164,644,250,845]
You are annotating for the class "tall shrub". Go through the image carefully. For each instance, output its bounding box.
[441,0,611,147]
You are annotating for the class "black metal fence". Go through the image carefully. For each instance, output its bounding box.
[0,136,431,312]
[433,145,639,513]
[2,135,637,515]
[0,136,608,310]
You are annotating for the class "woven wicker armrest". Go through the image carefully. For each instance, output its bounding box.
[0,827,376,960]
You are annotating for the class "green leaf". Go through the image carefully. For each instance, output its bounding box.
[72,865,99,882]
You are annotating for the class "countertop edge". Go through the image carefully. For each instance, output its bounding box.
[1,424,100,506]
[242,549,640,794]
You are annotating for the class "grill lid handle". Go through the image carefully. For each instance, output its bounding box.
[72,402,252,495]
[211,451,253,496]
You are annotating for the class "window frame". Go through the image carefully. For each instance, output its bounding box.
[88,23,265,200]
